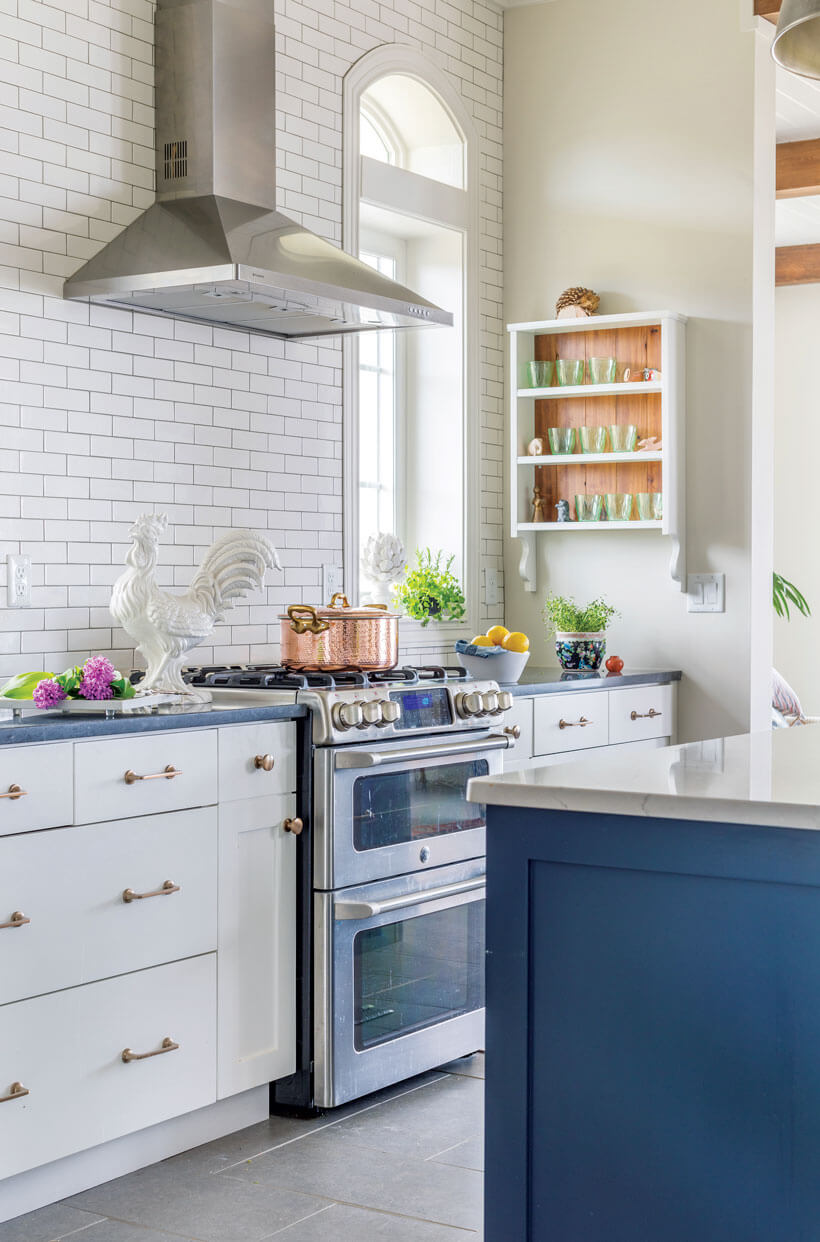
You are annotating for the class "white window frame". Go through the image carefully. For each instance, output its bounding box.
[342,46,481,648]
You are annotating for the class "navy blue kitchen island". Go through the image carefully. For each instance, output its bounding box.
[469,731,820,1242]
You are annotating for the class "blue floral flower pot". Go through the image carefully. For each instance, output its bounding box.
[555,631,606,671]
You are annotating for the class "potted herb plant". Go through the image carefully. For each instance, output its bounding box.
[543,594,619,671]
[393,549,467,627]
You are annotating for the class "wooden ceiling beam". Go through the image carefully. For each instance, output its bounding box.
[776,244,820,285]
[777,139,820,198]
[755,0,781,21]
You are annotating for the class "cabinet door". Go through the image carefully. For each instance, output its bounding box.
[74,730,218,824]
[503,697,534,772]
[609,684,675,745]
[0,743,73,837]
[533,691,609,756]
[217,793,296,1097]
[218,721,297,801]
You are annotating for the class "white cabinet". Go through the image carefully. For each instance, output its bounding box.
[505,682,677,772]
[0,955,217,1181]
[74,729,218,824]
[0,743,73,837]
[217,794,297,1098]
[218,721,296,802]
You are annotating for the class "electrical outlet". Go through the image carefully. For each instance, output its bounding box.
[687,573,725,613]
[323,564,344,601]
[7,554,31,609]
[486,568,499,608]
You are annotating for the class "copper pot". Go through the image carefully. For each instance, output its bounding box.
[279,593,399,671]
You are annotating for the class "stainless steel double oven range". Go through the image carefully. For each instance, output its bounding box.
[189,664,515,1110]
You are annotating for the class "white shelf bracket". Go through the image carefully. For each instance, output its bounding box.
[669,535,686,590]
[516,532,537,593]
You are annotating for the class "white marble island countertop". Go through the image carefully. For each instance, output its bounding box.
[469,727,820,831]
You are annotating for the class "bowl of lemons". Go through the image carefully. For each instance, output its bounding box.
[455,625,531,683]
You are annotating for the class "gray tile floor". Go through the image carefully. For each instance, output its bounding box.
[0,1055,484,1242]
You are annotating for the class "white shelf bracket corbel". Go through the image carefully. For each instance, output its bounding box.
[517,532,537,593]
[669,535,685,590]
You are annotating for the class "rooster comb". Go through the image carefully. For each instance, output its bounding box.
[130,513,169,541]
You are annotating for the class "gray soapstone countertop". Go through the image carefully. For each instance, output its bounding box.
[506,667,682,696]
[0,700,307,746]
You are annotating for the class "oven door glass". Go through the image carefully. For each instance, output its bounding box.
[353,899,485,1051]
[352,759,489,853]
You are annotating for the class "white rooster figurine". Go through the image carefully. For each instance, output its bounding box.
[111,514,280,701]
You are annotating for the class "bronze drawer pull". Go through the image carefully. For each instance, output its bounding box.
[122,880,180,904]
[0,784,26,800]
[254,754,275,771]
[1,910,30,930]
[504,725,521,740]
[284,817,303,835]
[124,764,182,785]
[122,1037,179,1063]
[631,709,662,721]
[0,1082,29,1104]
[559,717,590,730]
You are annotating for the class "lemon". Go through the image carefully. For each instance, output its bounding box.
[502,631,530,653]
[470,635,494,647]
[486,625,510,646]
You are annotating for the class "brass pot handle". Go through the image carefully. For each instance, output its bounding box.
[122,1037,179,1063]
[0,784,26,800]
[328,592,350,609]
[559,717,590,729]
[122,880,180,904]
[631,708,661,721]
[124,764,182,785]
[287,605,330,636]
[0,1082,29,1104]
[1,911,30,930]
[254,754,275,771]
[284,817,304,835]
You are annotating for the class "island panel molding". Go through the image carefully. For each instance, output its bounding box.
[507,310,687,592]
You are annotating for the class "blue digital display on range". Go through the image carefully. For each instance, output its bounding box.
[390,687,452,730]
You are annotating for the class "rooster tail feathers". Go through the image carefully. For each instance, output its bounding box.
[189,531,280,615]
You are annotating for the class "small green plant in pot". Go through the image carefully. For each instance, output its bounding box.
[543,594,619,671]
[393,549,466,627]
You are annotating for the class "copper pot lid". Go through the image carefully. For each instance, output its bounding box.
[279,594,399,626]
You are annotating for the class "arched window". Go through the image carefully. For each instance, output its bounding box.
[343,49,479,644]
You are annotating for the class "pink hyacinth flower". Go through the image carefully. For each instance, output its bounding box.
[33,678,67,709]
[79,655,116,700]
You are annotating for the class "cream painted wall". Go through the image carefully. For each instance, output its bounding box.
[773,285,820,711]
[503,0,756,743]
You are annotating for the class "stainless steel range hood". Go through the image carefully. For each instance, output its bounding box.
[63,0,453,340]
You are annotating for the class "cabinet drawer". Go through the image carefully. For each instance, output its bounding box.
[1,808,217,1005]
[0,955,216,1180]
[533,692,609,756]
[502,698,534,772]
[609,685,674,745]
[218,721,296,802]
[0,744,73,837]
[74,730,218,824]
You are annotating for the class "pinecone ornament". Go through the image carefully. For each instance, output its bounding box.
[555,287,600,319]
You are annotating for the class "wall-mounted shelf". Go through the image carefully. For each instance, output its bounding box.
[508,309,687,593]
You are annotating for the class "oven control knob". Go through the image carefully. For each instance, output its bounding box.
[332,700,364,731]
[382,701,401,724]
[362,700,384,727]
[456,691,483,718]
[481,691,499,715]
[497,691,514,712]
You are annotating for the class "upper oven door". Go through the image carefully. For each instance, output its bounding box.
[313,732,507,890]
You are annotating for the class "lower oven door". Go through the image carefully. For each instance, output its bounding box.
[314,860,486,1109]
[314,732,506,890]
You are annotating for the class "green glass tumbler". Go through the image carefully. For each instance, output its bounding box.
[547,427,576,455]
[588,357,617,384]
[555,359,584,387]
[579,426,608,454]
[608,424,638,453]
[605,493,634,521]
[575,494,603,522]
[525,360,554,389]
[637,492,663,520]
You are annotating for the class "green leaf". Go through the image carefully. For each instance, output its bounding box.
[111,677,136,699]
[0,671,53,699]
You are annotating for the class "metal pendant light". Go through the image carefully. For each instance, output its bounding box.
[772,0,820,79]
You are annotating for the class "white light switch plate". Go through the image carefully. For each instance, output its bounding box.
[323,564,344,601]
[687,573,725,613]
[485,568,499,608]
[6,554,31,608]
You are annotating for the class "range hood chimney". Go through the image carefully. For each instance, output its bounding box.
[63,0,453,339]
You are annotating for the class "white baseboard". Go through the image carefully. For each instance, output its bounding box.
[0,1086,269,1225]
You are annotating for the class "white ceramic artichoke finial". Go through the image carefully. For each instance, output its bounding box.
[360,532,407,606]
[110,514,280,701]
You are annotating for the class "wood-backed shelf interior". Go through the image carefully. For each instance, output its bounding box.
[526,322,663,525]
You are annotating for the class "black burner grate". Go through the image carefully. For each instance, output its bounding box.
[151,663,473,691]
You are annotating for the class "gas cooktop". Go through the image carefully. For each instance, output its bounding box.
[177,664,470,691]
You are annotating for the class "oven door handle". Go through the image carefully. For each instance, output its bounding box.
[334,877,486,921]
[334,733,512,769]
